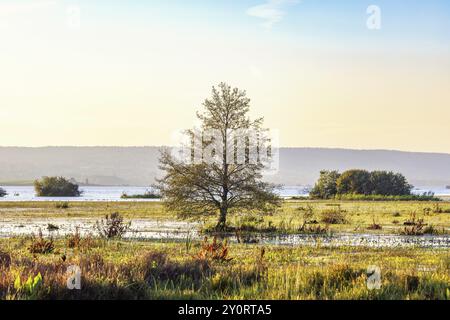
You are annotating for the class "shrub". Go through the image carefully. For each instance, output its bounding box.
[336,170,373,195]
[297,204,315,230]
[320,209,348,224]
[401,214,428,235]
[367,217,382,230]
[120,191,161,199]
[34,177,82,197]
[55,201,69,209]
[196,237,233,262]
[311,169,416,199]
[301,224,329,234]
[0,187,7,198]
[335,194,440,202]
[433,203,450,214]
[422,225,441,235]
[95,212,130,239]
[66,227,82,249]
[403,212,421,226]
[47,224,59,231]
[405,275,420,292]
[65,227,96,249]
[369,171,412,196]
[28,229,55,254]
[0,250,11,268]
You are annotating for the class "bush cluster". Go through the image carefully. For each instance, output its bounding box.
[310,169,415,200]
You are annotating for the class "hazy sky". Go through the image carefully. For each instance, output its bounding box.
[1,0,449,152]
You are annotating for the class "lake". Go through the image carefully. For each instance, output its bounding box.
[0,185,448,202]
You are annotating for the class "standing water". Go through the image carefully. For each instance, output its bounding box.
[1,185,448,202]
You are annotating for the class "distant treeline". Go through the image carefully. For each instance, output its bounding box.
[121,192,161,199]
[310,169,439,201]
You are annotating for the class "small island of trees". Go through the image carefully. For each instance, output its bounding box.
[34,177,82,197]
[0,187,7,198]
[310,169,439,201]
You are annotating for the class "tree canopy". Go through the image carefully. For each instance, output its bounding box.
[34,177,82,197]
[157,83,281,230]
[309,170,340,199]
[310,169,413,199]
[336,169,373,195]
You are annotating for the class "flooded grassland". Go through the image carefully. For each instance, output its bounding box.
[0,201,449,300]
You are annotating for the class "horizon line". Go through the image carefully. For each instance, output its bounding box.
[1,145,450,156]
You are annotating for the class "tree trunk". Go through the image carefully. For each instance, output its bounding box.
[216,206,227,231]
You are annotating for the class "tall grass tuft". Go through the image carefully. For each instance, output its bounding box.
[95,212,130,239]
[28,229,55,254]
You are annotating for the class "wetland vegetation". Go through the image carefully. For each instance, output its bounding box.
[0,236,448,300]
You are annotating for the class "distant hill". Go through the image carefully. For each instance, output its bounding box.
[1,147,450,187]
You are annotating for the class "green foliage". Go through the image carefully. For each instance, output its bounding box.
[335,194,440,201]
[310,170,340,199]
[320,208,348,224]
[13,273,43,300]
[369,171,413,196]
[34,177,81,197]
[336,169,373,195]
[311,169,415,199]
[121,191,161,199]
[0,187,7,198]
[158,83,281,230]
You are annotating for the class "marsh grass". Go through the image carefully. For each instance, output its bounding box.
[320,208,348,225]
[65,228,97,250]
[196,237,233,262]
[28,229,54,254]
[55,202,69,209]
[368,217,383,230]
[95,212,130,239]
[0,238,449,300]
[398,213,449,236]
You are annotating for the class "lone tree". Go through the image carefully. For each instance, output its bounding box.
[157,83,281,230]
